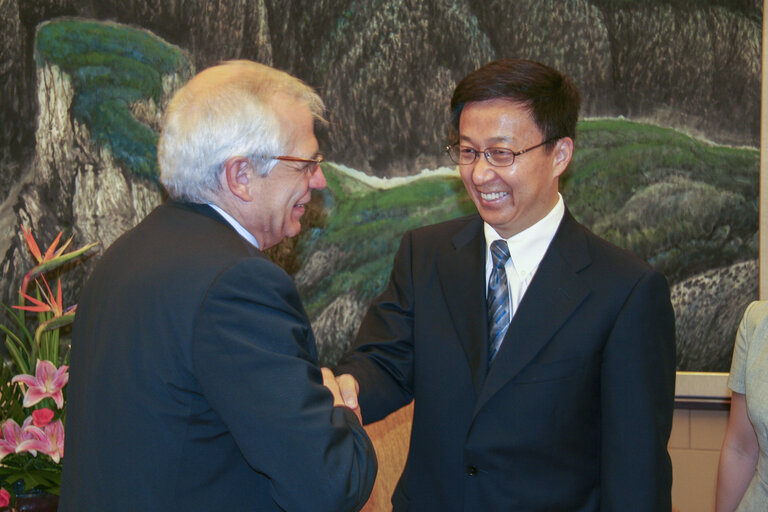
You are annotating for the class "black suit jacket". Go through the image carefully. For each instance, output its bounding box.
[59,201,376,512]
[336,210,676,512]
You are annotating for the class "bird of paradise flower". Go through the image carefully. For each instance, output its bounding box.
[2,227,98,375]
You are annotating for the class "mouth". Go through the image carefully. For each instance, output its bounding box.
[293,197,311,212]
[480,191,509,201]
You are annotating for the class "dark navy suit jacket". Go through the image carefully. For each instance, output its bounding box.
[336,210,675,512]
[60,201,377,511]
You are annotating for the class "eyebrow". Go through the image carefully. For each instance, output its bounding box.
[459,135,515,145]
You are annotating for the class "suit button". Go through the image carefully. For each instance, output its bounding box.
[466,465,478,476]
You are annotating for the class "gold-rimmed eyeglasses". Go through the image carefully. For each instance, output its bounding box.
[445,138,559,167]
[268,154,324,174]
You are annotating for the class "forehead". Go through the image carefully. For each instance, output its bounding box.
[270,93,313,130]
[459,98,540,141]
[270,92,318,153]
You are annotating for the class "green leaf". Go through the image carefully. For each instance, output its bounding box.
[3,329,31,376]
[0,363,25,422]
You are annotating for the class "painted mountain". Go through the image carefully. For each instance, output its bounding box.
[0,0,761,371]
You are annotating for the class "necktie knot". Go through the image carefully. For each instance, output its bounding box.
[491,240,511,269]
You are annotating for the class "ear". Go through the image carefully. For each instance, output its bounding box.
[223,156,254,202]
[551,137,574,179]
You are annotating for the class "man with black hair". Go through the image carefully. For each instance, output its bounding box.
[335,59,675,511]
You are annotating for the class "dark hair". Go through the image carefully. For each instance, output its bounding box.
[450,59,581,147]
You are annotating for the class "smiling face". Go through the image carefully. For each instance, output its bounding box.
[458,98,572,238]
[245,94,326,249]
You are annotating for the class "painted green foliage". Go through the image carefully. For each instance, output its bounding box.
[35,19,191,178]
[299,167,475,317]
[564,119,758,284]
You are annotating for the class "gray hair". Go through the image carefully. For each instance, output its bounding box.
[158,60,325,203]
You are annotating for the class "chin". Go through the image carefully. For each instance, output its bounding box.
[285,224,302,239]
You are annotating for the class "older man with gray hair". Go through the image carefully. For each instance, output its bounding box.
[59,60,377,512]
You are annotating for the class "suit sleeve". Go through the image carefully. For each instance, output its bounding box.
[335,232,417,423]
[600,269,676,511]
[191,257,377,512]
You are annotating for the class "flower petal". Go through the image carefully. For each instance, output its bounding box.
[12,303,54,312]
[13,290,50,311]
[21,387,48,408]
[49,390,65,410]
[16,437,48,456]
[21,225,43,263]
[1,419,22,442]
[37,276,62,316]
[35,360,57,380]
[55,280,63,313]
[44,420,64,463]
[21,416,34,430]
[10,374,37,387]
[42,231,64,262]
[51,365,70,388]
[17,424,48,457]
[0,440,17,461]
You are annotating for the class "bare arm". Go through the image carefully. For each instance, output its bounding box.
[716,392,759,512]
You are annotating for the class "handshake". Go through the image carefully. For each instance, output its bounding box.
[321,368,362,423]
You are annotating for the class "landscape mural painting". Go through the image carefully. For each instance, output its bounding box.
[0,1,761,383]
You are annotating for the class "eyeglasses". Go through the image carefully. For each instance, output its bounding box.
[268,154,324,174]
[445,138,559,167]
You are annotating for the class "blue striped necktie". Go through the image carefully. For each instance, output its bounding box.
[487,240,511,363]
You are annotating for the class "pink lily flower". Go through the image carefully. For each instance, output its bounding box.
[17,420,64,463]
[11,360,69,409]
[0,488,9,507]
[0,417,38,461]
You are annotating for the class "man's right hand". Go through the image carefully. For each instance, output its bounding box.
[335,373,361,422]
[321,369,362,424]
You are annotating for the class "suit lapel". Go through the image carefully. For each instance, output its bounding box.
[436,216,489,394]
[476,211,592,412]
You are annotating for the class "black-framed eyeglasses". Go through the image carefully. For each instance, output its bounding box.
[445,138,559,167]
[268,154,324,174]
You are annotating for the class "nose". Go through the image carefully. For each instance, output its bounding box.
[470,157,497,185]
[309,166,326,190]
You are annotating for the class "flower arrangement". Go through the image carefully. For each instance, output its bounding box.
[0,227,96,508]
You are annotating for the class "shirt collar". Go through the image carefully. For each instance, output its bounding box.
[207,203,260,249]
[483,194,564,276]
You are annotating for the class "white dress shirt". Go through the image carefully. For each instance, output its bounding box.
[207,203,261,249]
[484,194,565,319]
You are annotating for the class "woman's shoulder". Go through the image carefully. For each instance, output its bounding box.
[740,301,768,350]
[742,300,768,328]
